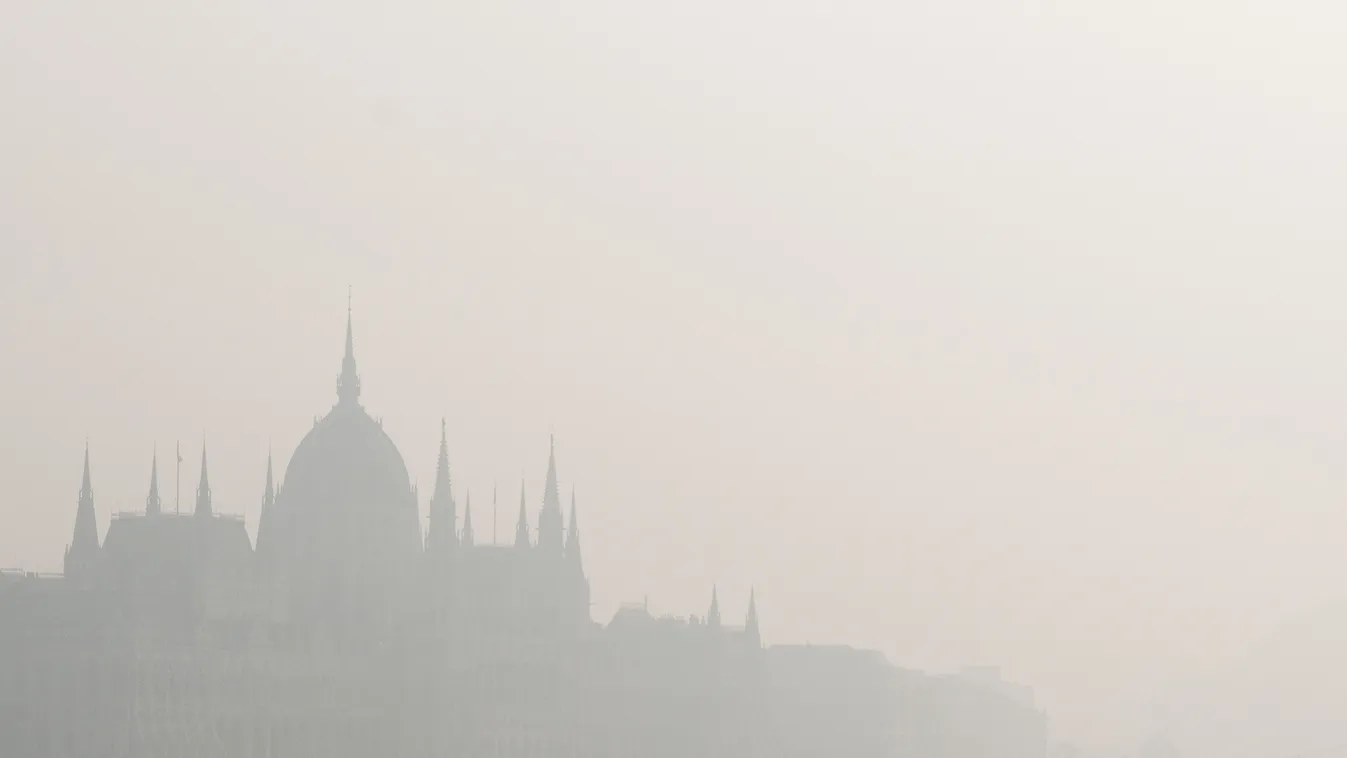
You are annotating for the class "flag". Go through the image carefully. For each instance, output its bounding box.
[176,441,182,464]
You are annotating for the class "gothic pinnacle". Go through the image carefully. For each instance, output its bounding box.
[196,440,213,518]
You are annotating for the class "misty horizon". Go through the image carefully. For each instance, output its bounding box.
[6,1,1347,755]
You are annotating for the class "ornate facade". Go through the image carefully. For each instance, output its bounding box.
[0,310,1048,758]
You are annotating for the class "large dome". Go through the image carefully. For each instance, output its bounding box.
[282,403,414,527]
[267,311,422,643]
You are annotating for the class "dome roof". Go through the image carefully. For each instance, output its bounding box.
[267,309,422,642]
[282,402,412,519]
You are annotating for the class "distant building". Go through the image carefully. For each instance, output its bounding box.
[768,646,1048,758]
[0,308,1046,758]
[908,667,1049,758]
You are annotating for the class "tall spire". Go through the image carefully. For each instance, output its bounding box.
[746,587,761,647]
[461,490,475,547]
[336,293,361,406]
[538,434,564,554]
[80,440,91,499]
[263,448,275,507]
[65,442,100,581]
[708,586,721,629]
[195,441,213,518]
[514,480,530,548]
[257,449,276,556]
[565,487,583,575]
[428,418,457,552]
[175,440,182,515]
[146,446,162,516]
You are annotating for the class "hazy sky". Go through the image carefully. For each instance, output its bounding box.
[4,0,1347,749]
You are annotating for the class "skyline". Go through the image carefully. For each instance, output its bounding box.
[29,305,775,625]
[9,294,1343,753]
[8,1,1347,753]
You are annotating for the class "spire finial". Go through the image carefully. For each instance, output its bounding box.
[337,294,361,406]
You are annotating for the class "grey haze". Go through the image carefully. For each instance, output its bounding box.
[3,0,1347,754]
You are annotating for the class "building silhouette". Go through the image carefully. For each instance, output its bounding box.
[0,309,1047,758]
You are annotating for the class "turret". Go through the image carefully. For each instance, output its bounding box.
[64,442,100,582]
[145,447,162,517]
[514,481,530,548]
[427,418,457,553]
[195,442,213,518]
[537,435,564,555]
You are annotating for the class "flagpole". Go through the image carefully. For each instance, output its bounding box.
[493,483,497,546]
[175,441,181,515]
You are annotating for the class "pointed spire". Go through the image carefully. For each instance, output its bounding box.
[515,480,530,548]
[145,446,162,517]
[257,449,276,556]
[263,448,275,507]
[538,434,565,554]
[65,442,100,581]
[708,585,722,629]
[428,417,457,552]
[195,441,213,518]
[746,587,761,647]
[175,440,183,515]
[80,440,92,498]
[336,294,361,406]
[461,490,475,547]
[565,487,583,575]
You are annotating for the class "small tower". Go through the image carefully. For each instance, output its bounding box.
[64,442,100,582]
[461,490,475,547]
[708,586,722,630]
[745,588,761,648]
[145,447,162,517]
[537,435,564,556]
[195,442,213,518]
[427,418,458,554]
[514,481,530,549]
